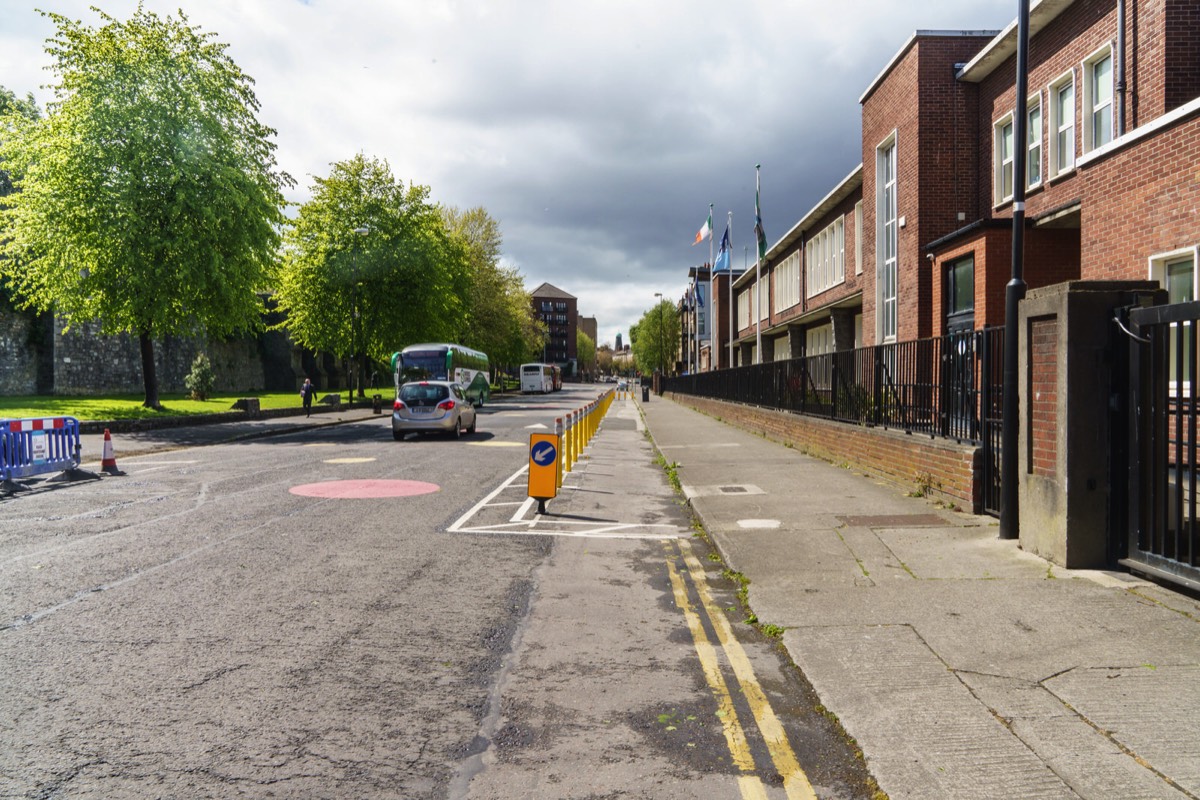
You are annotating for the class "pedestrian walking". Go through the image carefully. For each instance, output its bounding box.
[300,378,316,417]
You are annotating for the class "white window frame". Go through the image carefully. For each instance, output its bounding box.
[1048,70,1076,178]
[1082,43,1115,153]
[1027,92,1043,189]
[854,200,863,276]
[876,131,898,343]
[774,250,800,313]
[737,286,751,332]
[804,216,846,298]
[805,324,834,389]
[1149,246,1200,395]
[1149,246,1200,302]
[993,112,1015,205]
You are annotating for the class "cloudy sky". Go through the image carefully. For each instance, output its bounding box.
[1,0,1017,348]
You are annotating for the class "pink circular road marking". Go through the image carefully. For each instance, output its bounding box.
[290,479,441,499]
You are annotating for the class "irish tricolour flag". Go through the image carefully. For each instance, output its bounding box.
[693,212,712,245]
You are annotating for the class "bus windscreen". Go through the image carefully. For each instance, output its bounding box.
[399,350,449,381]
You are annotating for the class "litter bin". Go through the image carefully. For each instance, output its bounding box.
[372,394,382,414]
[641,385,650,402]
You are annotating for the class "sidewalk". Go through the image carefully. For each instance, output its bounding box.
[637,393,1200,800]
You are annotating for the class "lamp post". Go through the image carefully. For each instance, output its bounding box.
[654,292,665,390]
[351,226,369,401]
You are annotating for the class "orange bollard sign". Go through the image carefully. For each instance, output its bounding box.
[527,433,560,512]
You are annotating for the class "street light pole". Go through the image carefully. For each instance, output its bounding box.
[654,292,664,389]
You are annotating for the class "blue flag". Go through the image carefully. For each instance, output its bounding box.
[713,226,731,272]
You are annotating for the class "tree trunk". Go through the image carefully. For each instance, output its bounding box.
[139,331,161,409]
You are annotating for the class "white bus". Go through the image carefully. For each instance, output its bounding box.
[520,363,555,394]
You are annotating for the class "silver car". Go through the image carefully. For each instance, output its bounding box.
[392,381,478,441]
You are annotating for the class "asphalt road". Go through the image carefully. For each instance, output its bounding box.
[1,387,874,799]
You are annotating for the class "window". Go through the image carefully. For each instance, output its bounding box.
[805,324,833,356]
[877,133,898,342]
[1150,248,1199,390]
[737,286,751,330]
[806,324,834,389]
[804,216,845,298]
[994,114,1015,204]
[1027,94,1042,188]
[945,254,975,333]
[1048,71,1075,177]
[1083,46,1114,151]
[774,250,800,313]
[854,201,863,275]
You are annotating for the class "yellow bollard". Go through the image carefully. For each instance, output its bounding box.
[567,410,577,470]
[555,417,564,488]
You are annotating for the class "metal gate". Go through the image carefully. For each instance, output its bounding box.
[1122,300,1200,591]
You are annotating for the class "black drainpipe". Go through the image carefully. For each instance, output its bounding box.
[1117,0,1127,134]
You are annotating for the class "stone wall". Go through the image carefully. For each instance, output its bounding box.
[0,309,327,397]
[0,308,39,395]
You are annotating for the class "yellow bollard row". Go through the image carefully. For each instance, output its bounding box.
[557,389,616,488]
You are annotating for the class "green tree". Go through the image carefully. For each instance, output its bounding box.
[596,343,613,376]
[632,300,679,377]
[440,205,543,380]
[275,154,466,397]
[0,9,289,408]
[576,329,596,377]
[0,86,40,197]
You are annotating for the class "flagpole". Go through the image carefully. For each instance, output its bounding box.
[706,203,714,371]
[755,165,763,364]
[726,210,733,370]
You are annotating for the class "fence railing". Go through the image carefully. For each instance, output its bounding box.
[662,327,1005,446]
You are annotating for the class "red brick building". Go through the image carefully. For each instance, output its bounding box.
[724,0,1199,361]
[530,282,578,374]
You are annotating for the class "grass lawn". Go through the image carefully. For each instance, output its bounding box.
[1,378,520,422]
[0,391,311,421]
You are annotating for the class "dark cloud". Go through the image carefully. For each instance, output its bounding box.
[1,0,1016,346]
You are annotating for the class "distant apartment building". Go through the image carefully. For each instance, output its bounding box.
[578,315,598,346]
[530,282,578,374]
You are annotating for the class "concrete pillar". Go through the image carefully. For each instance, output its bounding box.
[1017,280,1161,567]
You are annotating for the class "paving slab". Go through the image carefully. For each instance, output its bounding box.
[638,394,1200,800]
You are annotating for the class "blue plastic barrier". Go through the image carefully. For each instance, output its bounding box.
[1,417,84,489]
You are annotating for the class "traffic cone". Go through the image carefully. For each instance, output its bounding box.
[100,429,124,475]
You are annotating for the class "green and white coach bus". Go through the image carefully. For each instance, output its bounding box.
[391,343,491,407]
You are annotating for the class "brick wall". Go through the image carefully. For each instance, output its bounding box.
[1165,0,1200,112]
[666,392,983,512]
[1079,112,1200,277]
[861,34,996,346]
[1029,315,1059,477]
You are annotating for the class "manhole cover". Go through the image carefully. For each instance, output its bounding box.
[837,514,949,528]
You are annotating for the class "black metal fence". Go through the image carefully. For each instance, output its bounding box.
[1123,301,1200,591]
[663,328,1005,513]
[664,328,1004,443]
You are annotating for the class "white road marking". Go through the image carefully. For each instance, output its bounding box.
[449,464,686,539]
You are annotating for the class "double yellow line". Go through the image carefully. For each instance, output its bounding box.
[663,539,817,800]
